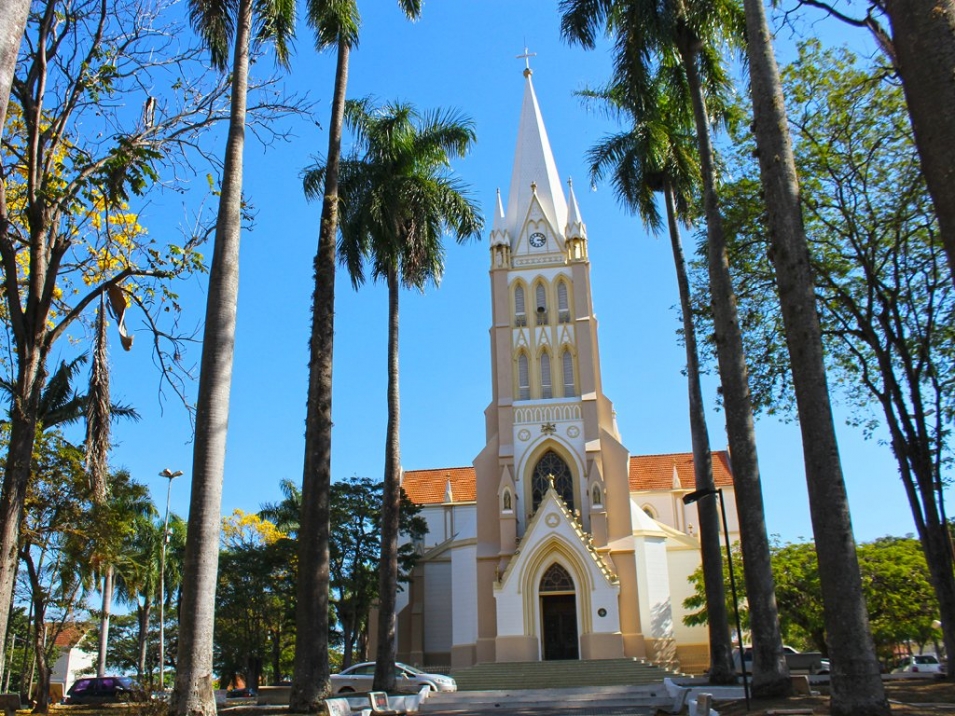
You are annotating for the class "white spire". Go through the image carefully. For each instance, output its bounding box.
[505,68,568,242]
[565,177,587,240]
[490,188,508,246]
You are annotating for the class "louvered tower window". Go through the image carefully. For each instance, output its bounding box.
[518,353,530,400]
[557,281,570,324]
[535,283,548,325]
[540,352,552,399]
[515,285,526,327]
[562,349,575,397]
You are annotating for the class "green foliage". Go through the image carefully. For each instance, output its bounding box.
[214,520,297,688]
[683,535,940,659]
[707,40,954,442]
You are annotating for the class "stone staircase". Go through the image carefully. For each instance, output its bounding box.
[418,685,676,715]
[448,658,676,691]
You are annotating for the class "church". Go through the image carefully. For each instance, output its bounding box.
[392,66,739,675]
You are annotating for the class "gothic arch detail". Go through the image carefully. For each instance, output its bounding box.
[532,449,574,513]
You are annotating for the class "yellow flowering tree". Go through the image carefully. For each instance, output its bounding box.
[0,0,259,678]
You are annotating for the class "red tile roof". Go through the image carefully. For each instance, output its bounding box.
[402,467,477,505]
[52,623,88,649]
[629,450,734,491]
[402,452,733,505]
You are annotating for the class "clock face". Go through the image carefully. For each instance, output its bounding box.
[529,232,546,248]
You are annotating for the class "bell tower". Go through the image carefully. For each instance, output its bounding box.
[464,63,644,667]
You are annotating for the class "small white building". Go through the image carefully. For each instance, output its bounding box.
[49,624,94,701]
[390,66,741,675]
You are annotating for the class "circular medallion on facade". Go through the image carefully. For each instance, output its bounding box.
[545,513,560,528]
[597,608,607,618]
[518,428,531,442]
[566,425,580,438]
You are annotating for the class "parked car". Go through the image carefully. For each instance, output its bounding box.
[330,662,457,694]
[64,676,148,704]
[892,654,944,674]
[734,645,829,675]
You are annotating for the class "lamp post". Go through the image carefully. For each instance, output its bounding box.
[158,468,182,692]
[683,487,750,710]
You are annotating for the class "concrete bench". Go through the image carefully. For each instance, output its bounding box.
[368,691,405,716]
[0,694,19,716]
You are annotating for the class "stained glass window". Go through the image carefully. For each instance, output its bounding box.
[532,450,574,512]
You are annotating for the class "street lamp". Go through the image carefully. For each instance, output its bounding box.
[158,468,182,692]
[683,487,750,710]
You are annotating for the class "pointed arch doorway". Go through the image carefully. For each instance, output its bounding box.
[539,563,579,660]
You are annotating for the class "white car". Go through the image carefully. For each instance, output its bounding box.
[892,654,944,674]
[330,662,457,694]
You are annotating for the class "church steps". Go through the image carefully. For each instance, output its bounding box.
[448,658,675,691]
[419,684,675,714]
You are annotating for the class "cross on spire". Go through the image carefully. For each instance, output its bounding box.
[516,46,537,76]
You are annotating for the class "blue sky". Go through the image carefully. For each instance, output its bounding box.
[98,1,919,545]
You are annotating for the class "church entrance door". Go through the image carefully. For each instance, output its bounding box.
[540,594,579,660]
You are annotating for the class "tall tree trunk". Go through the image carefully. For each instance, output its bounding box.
[97,568,113,676]
[0,0,30,139]
[663,183,735,685]
[373,268,402,693]
[675,31,790,698]
[136,603,150,681]
[0,17,32,677]
[89,297,112,676]
[171,0,250,713]
[289,38,350,715]
[881,0,955,286]
[30,616,48,714]
[0,355,46,690]
[742,2,890,713]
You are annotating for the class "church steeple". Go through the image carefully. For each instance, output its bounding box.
[504,68,568,243]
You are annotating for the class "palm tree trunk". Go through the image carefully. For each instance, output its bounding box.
[136,603,149,681]
[373,268,402,693]
[97,568,113,676]
[663,183,735,685]
[675,32,790,698]
[289,38,349,715]
[0,0,30,139]
[741,3,890,712]
[172,0,250,712]
[881,0,955,286]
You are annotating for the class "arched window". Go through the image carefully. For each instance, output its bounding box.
[514,285,526,327]
[502,490,512,512]
[591,485,602,506]
[557,281,571,324]
[532,450,574,512]
[562,349,575,397]
[539,563,574,592]
[643,504,657,519]
[518,353,530,400]
[540,351,552,399]
[535,282,548,325]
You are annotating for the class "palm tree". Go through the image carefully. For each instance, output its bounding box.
[583,76,735,685]
[0,0,29,137]
[559,0,791,696]
[174,0,292,712]
[304,98,481,691]
[83,470,156,677]
[291,2,420,711]
[739,0,890,710]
